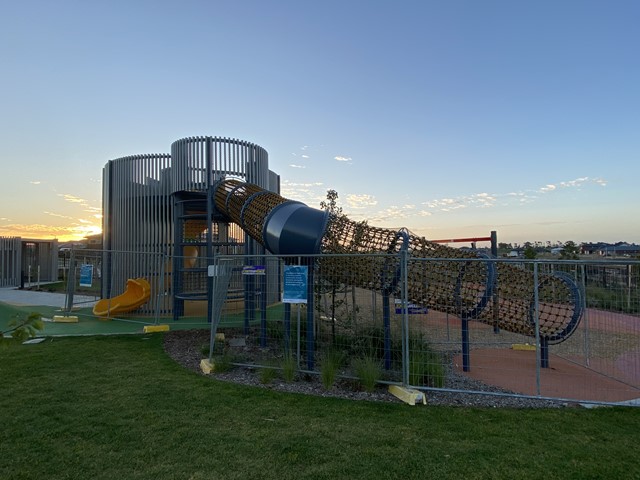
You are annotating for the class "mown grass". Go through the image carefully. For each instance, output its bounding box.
[1,334,639,479]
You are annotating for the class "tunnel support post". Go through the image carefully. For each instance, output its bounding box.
[540,337,549,369]
[462,315,471,372]
[490,231,500,334]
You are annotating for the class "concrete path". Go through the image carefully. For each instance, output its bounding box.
[0,287,97,308]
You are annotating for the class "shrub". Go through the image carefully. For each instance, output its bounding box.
[281,354,297,383]
[320,349,344,390]
[259,365,278,384]
[352,356,381,392]
[200,335,226,357]
[211,351,235,373]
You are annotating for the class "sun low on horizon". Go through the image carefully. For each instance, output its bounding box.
[0,222,102,243]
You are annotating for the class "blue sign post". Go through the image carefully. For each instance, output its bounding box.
[283,265,309,368]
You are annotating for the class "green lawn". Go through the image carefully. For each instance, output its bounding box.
[1,334,639,479]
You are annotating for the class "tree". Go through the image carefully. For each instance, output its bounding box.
[317,189,368,342]
[560,241,580,260]
[318,190,347,344]
[523,245,537,259]
[319,189,342,217]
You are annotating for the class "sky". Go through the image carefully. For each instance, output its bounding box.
[1,0,638,246]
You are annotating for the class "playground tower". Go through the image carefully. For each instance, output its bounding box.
[101,136,278,315]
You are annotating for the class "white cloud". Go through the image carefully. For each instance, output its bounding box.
[289,164,306,169]
[423,198,462,210]
[346,194,378,209]
[281,181,324,187]
[539,176,606,193]
[471,193,496,208]
[441,204,467,212]
[559,177,588,188]
[334,156,352,162]
[280,180,325,203]
[301,154,310,159]
[595,178,607,187]
[371,205,413,222]
[30,180,42,185]
[58,193,86,204]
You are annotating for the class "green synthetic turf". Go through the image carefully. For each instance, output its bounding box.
[1,300,285,337]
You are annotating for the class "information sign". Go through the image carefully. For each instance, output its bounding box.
[79,264,93,288]
[283,265,308,304]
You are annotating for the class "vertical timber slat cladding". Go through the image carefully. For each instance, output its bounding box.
[103,153,172,311]
[103,137,272,315]
[0,237,21,286]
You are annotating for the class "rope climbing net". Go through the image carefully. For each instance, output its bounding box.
[214,179,582,344]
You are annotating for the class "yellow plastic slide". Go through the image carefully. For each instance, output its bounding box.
[92,278,151,317]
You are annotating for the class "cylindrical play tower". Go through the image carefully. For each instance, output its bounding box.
[101,136,278,315]
[169,137,277,318]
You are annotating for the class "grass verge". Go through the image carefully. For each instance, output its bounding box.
[0,334,639,479]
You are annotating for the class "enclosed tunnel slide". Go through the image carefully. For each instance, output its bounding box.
[213,179,583,344]
[93,278,151,317]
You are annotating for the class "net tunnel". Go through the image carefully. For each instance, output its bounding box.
[213,179,583,345]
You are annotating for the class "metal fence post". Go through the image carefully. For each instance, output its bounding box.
[580,263,590,367]
[401,249,410,386]
[533,261,541,395]
[64,248,76,313]
[306,256,315,371]
[382,291,391,370]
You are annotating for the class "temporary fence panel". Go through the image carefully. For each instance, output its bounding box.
[207,253,639,405]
